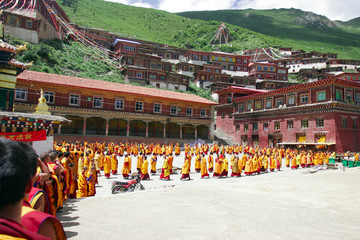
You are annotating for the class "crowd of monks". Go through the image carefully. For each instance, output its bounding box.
[36,141,355,214]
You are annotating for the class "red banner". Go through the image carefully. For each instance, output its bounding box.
[0,130,47,142]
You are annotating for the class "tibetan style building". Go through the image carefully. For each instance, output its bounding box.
[14,70,217,144]
[215,79,360,153]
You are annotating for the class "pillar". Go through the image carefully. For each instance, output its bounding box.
[58,124,61,135]
[83,117,87,136]
[163,122,167,138]
[195,125,198,140]
[179,124,183,139]
[126,119,130,137]
[105,118,109,136]
[145,121,149,138]
[209,106,215,141]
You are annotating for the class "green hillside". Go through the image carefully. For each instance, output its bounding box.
[178,8,360,59]
[7,36,124,82]
[58,0,286,52]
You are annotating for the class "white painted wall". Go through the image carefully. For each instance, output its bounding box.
[32,136,54,155]
[288,62,327,73]
[4,26,39,44]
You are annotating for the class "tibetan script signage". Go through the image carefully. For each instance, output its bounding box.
[0,130,47,142]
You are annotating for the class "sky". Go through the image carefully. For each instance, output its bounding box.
[104,0,360,21]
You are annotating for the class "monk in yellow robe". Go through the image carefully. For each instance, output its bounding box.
[213,155,223,177]
[175,144,181,156]
[201,154,209,178]
[77,153,84,176]
[244,157,254,175]
[122,154,131,179]
[87,167,96,196]
[195,154,201,173]
[103,152,111,178]
[269,155,276,172]
[285,154,290,167]
[221,157,229,177]
[141,156,150,180]
[230,156,241,177]
[180,154,191,180]
[136,154,144,173]
[241,154,247,170]
[208,154,214,172]
[262,155,268,172]
[160,156,170,180]
[168,153,174,174]
[77,166,88,198]
[150,154,157,174]
[111,152,118,175]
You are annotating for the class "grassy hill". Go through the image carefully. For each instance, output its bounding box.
[58,0,286,52]
[178,8,360,59]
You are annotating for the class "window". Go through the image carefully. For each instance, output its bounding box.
[346,91,352,102]
[317,91,326,101]
[186,107,192,116]
[275,121,280,130]
[193,54,198,60]
[287,120,294,129]
[93,97,103,108]
[278,69,287,74]
[301,119,309,129]
[253,123,258,131]
[255,101,262,110]
[244,124,248,132]
[154,103,161,113]
[69,94,80,106]
[265,99,272,108]
[123,45,136,51]
[353,118,357,129]
[149,74,157,80]
[287,95,295,105]
[300,94,309,104]
[263,122,269,131]
[170,106,178,115]
[247,102,252,111]
[115,99,124,110]
[236,125,240,132]
[264,66,268,71]
[317,118,324,128]
[15,89,27,100]
[335,90,343,101]
[356,93,360,106]
[160,75,166,81]
[238,104,244,112]
[275,98,283,108]
[137,72,142,78]
[257,66,262,71]
[44,91,54,104]
[135,101,143,111]
[342,117,347,128]
[200,109,206,117]
[26,20,33,29]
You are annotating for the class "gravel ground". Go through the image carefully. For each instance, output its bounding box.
[57,151,360,240]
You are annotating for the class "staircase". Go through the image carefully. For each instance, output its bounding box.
[214,129,235,146]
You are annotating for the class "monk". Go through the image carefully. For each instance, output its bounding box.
[195,154,201,173]
[231,156,241,177]
[180,154,191,180]
[19,142,66,240]
[103,152,111,178]
[168,153,174,174]
[111,152,118,175]
[0,139,50,240]
[122,154,131,179]
[150,154,157,175]
[136,154,144,173]
[208,154,214,172]
[160,156,170,181]
[77,166,88,198]
[213,155,223,178]
[221,157,229,177]
[201,154,209,178]
[141,156,150,180]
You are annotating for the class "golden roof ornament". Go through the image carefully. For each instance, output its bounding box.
[34,88,51,115]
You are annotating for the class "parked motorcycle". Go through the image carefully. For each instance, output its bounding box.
[111,174,145,194]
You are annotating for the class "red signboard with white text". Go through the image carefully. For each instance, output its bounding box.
[0,130,47,142]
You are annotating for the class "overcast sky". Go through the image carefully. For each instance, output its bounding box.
[105,0,359,21]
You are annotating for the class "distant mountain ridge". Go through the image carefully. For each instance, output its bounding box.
[178,8,360,59]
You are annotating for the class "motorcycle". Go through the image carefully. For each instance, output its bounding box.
[111,174,145,194]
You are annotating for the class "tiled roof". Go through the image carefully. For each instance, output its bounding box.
[17,71,218,105]
[0,41,17,53]
[213,86,267,95]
